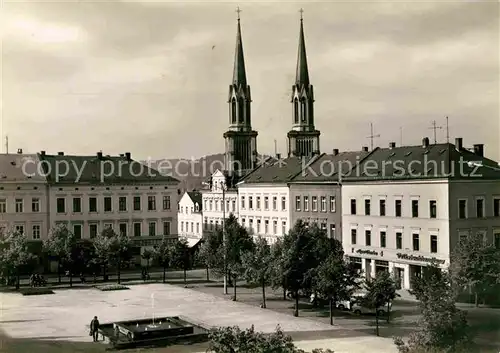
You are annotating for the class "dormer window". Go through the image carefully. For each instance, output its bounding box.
[231,98,237,124]
[195,203,199,212]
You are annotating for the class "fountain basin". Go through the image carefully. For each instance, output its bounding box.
[99,316,209,349]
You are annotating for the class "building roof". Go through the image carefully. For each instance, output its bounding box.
[38,153,179,185]
[295,17,310,86]
[232,18,247,87]
[0,153,47,182]
[344,142,500,182]
[291,150,370,182]
[187,191,202,207]
[240,155,318,184]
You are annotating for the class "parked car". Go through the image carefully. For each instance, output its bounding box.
[351,299,392,316]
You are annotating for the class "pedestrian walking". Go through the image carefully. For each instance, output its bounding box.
[90,316,100,342]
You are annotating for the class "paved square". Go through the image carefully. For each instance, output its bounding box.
[0,284,398,352]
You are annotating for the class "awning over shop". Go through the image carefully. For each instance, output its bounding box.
[186,237,202,248]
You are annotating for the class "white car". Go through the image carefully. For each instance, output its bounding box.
[351,300,392,316]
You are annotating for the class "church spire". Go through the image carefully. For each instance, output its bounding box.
[295,9,309,86]
[232,7,247,86]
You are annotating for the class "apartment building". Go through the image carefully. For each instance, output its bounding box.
[39,152,180,254]
[236,156,310,244]
[201,169,239,232]
[0,152,49,241]
[289,149,369,242]
[178,191,203,246]
[342,138,500,290]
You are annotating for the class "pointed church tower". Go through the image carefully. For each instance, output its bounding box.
[287,10,320,158]
[224,9,258,175]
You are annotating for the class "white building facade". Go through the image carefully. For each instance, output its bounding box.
[178,191,203,246]
[201,170,238,232]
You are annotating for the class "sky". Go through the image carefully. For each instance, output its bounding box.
[1,0,499,161]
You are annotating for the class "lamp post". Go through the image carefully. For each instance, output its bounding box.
[220,180,228,295]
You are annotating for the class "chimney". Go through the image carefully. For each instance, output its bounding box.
[125,152,131,161]
[362,146,369,152]
[422,137,430,148]
[333,149,339,156]
[389,142,396,149]
[17,148,23,154]
[119,154,124,157]
[455,138,463,151]
[473,144,484,157]
[57,152,64,156]
[40,151,46,156]
[97,152,103,159]
[276,153,281,160]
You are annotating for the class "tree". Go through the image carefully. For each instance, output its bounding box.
[207,325,334,353]
[43,224,78,286]
[198,230,224,280]
[141,248,153,273]
[108,232,132,284]
[363,270,397,336]
[153,238,173,283]
[0,230,33,289]
[450,233,500,307]
[171,238,192,284]
[93,228,115,282]
[281,221,334,317]
[242,236,272,308]
[223,214,254,301]
[269,239,288,300]
[314,248,361,325]
[395,266,470,353]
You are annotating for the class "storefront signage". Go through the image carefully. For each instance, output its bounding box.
[356,249,379,256]
[396,253,445,265]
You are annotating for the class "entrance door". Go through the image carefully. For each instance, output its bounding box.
[394,267,404,289]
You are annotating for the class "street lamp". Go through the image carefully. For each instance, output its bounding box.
[220,180,228,295]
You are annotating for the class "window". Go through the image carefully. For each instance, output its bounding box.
[256,219,261,233]
[264,220,269,234]
[147,196,156,211]
[264,197,269,210]
[430,235,438,253]
[272,197,277,210]
[312,196,318,212]
[210,220,214,229]
[204,200,208,210]
[282,221,286,235]
[321,196,326,212]
[133,196,141,211]
[104,223,112,230]
[73,224,82,239]
[476,198,484,218]
[32,198,40,212]
[15,225,24,234]
[281,197,286,210]
[350,199,356,215]
[196,222,199,234]
[494,198,500,217]
[231,200,236,212]
[149,222,156,236]
[241,196,245,209]
[395,200,402,217]
[330,196,336,212]
[429,200,437,218]
[351,229,357,244]
[117,197,126,212]
[320,223,327,232]
[0,199,6,213]
[133,222,142,237]
[89,197,97,212]
[295,196,301,211]
[204,217,208,229]
[119,223,127,237]
[104,197,112,212]
[163,195,171,210]
[458,199,467,219]
[181,221,184,232]
[56,198,65,213]
[226,199,230,212]
[365,230,371,246]
[209,199,213,211]
[249,219,253,231]
[32,225,41,239]
[495,232,500,249]
[256,196,261,210]
[163,221,171,235]
[273,220,277,234]
[249,197,253,210]
[380,231,386,248]
[191,222,194,233]
[396,232,402,249]
[330,224,336,238]
[379,199,386,216]
[412,234,420,251]
[90,224,98,238]
[72,197,81,213]
[303,196,309,211]
[15,199,23,213]
[411,200,419,218]
[364,199,371,215]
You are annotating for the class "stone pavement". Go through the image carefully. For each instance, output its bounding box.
[0,283,398,353]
